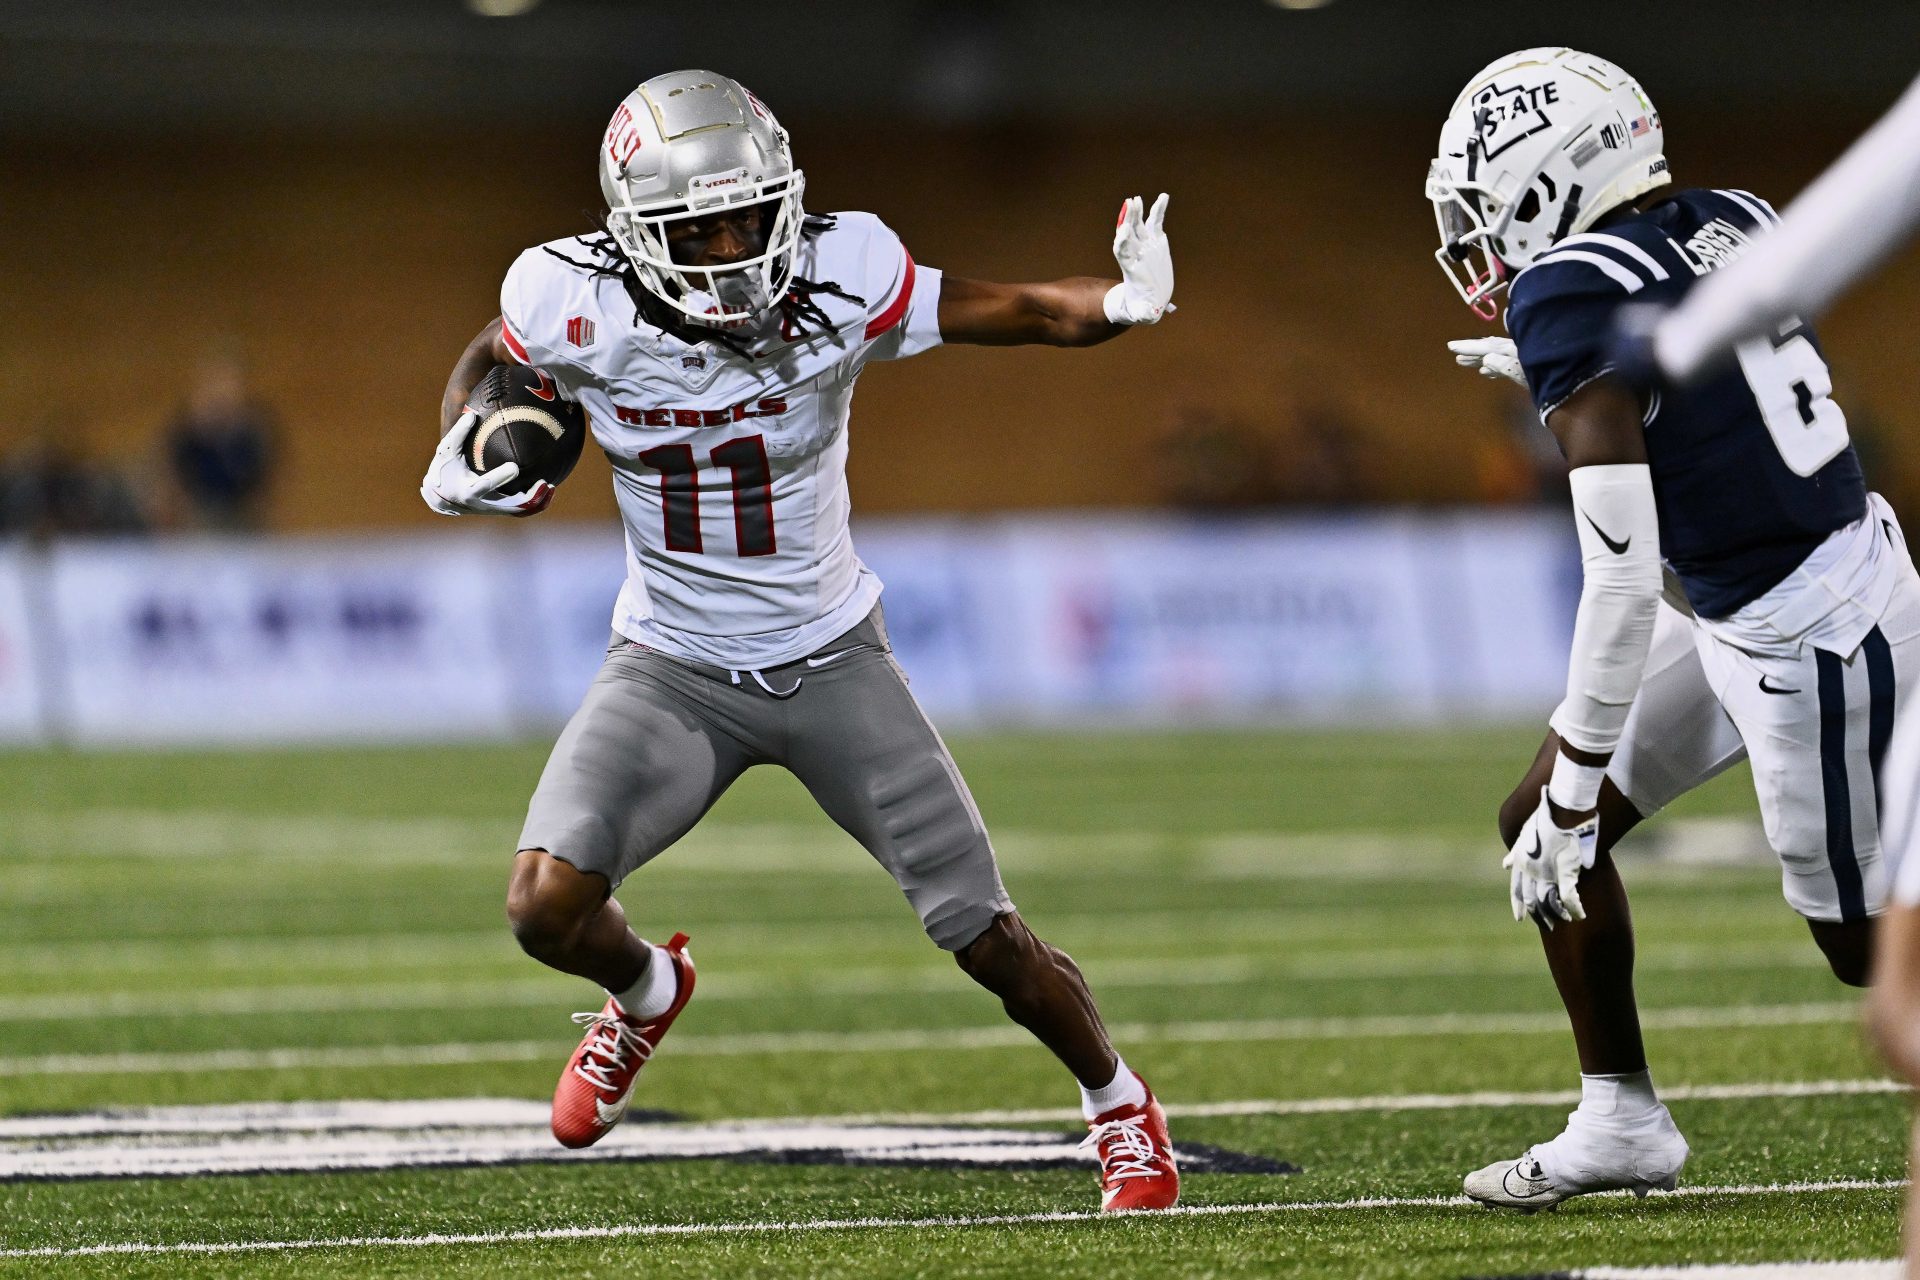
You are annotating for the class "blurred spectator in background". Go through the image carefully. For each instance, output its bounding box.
[1155,399,1369,511]
[1279,401,1366,508]
[0,422,149,538]
[163,353,277,530]
[1155,404,1281,510]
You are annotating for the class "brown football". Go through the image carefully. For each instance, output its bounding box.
[464,364,587,488]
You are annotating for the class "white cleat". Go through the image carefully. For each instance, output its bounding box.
[1463,1106,1690,1212]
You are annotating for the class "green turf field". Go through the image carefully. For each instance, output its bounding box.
[0,729,1906,1277]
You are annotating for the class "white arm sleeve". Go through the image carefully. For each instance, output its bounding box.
[1548,464,1664,755]
[1655,73,1920,381]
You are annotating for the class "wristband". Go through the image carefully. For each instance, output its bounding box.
[1101,283,1132,325]
[1547,751,1607,812]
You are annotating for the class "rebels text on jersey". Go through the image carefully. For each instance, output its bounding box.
[498,213,942,669]
[1506,188,1868,620]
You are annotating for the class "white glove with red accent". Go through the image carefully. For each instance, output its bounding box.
[1502,787,1598,929]
[420,409,553,517]
[1104,193,1176,325]
[1449,336,1527,387]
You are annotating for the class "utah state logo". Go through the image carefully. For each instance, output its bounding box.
[1471,79,1561,161]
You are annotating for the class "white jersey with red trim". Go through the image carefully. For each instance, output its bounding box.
[498,212,942,669]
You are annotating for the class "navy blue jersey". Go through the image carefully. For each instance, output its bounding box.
[1506,188,1867,619]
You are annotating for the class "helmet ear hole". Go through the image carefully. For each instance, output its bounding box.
[1514,188,1542,224]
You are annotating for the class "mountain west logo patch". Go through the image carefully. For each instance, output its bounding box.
[1471,79,1561,161]
[566,316,596,349]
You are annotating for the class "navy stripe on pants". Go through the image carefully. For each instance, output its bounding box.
[1864,626,1896,817]
[1815,647,1869,922]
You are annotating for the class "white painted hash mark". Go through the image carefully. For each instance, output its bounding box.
[0,1180,1902,1259]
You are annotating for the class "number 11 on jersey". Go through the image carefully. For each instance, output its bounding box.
[637,435,778,557]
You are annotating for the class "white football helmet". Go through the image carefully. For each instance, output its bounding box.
[1427,48,1670,317]
[599,70,807,329]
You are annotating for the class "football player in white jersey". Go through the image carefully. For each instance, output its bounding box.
[1432,48,1920,1212]
[421,70,1181,1212]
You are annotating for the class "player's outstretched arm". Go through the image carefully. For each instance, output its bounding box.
[937,194,1174,347]
[420,316,554,518]
[1504,379,1663,928]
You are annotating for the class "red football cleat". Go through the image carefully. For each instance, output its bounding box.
[1083,1074,1180,1211]
[550,932,695,1149]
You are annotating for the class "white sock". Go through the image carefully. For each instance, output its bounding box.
[1577,1069,1663,1126]
[609,944,676,1022]
[1080,1058,1148,1120]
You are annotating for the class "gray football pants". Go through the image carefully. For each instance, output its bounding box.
[518,608,1014,951]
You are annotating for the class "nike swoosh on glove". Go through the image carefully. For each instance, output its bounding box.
[1103,193,1175,325]
[420,409,555,517]
[1502,786,1598,929]
[1448,337,1527,387]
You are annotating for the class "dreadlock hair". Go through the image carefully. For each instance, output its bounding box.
[541,211,866,359]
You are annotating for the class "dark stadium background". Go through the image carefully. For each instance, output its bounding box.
[6,0,1917,528]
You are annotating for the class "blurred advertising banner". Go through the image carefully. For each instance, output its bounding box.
[863,512,1574,725]
[1,511,1577,745]
[512,529,630,722]
[0,548,50,742]
[39,536,520,745]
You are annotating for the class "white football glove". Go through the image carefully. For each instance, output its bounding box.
[1103,193,1175,325]
[419,409,554,518]
[1448,336,1527,387]
[1502,787,1598,929]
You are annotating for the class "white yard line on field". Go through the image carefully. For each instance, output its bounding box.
[0,926,1824,987]
[817,1077,1910,1127]
[3,1078,1899,1140]
[0,957,1266,1023]
[0,941,1833,1022]
[1581,1265,1898,1279]
[0,1179,1901,1260]
[2,810,1429,872]
[0,1001,1865,1077]
[2,809,1768,877]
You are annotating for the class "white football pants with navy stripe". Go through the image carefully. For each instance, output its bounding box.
[1611,547,1920,923]
[1888,661,1920,908]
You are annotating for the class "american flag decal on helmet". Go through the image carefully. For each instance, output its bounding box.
[566,315,597,349]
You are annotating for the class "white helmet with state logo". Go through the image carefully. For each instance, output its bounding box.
[1426,48,1670,317]
[599,70,807,329]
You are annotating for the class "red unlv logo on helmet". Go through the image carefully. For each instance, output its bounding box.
[605,104,644,170]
